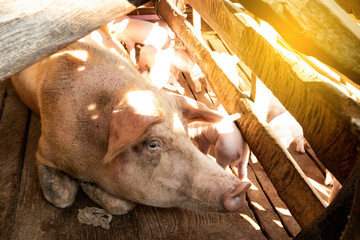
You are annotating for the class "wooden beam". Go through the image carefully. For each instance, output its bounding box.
[0,80,30,240]
[156,0,327,228]
[233,0,360,83]
[185,0,360,184]
[0,0,149,80]
[335,0,360,19]
[295,149,360,240]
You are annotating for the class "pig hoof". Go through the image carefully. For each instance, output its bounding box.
[37,164,79,208]
[81,182,137,215]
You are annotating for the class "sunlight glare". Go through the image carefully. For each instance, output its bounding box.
[172,112,186,132]
[239,213,261,230]
[308,177,330,200]
[87,104,96,111]
[275,207,292,216]
[249,183,258,191]
[126,91,160,117]
[307,56,341,81]
[273,219,284,228]
[51,50,88,61]
[77,66,85,71]
[251,201,266,211]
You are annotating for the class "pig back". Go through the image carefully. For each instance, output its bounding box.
[24,38,152,179]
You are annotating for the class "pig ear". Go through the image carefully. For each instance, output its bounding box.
[104,104,162,163]
[176,95,224,123]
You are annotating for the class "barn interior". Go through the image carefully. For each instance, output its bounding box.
[1,0,360,239]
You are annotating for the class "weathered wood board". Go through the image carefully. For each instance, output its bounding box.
[335,0,360,19]
[156,0,327,228]
[184,0,360,185]
[233,0,360,83]
[0,79,30,240]
[0,0,150,80]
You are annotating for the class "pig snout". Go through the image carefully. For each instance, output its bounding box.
[222,181,251,211]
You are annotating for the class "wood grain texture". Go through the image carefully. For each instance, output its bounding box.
[295,156,360,240]
[185,0,360,184]
[233,0,360,83]
[0,80,30,240]
[249,157,302,238]
[156,0,326,228]
[335,0,360,19]
[246,166,291,239]
[0,0,149,80]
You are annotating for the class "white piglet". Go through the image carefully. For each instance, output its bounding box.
[138,45,204,94]
[188,115,250,180]
[105,16,172,64]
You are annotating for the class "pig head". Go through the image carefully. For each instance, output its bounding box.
[11,28,250,215]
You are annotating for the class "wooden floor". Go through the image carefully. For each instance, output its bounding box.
[0,62,333,239]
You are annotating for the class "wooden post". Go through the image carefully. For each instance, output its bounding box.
[0,0,150,80]
[233,0,360,83]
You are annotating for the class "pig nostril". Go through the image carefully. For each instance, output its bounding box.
[223,181,251,212]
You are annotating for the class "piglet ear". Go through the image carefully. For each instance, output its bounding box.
[104,104,162,163]
[176,95,224,123]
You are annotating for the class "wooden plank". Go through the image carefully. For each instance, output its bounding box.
[295,154,360,240]
[205,35,252,91]
[0,80,29,240]
[157,0,327,228]
[0,0,150,80]
[184,0,360,184]
[134,203,267,240]
[249,155,302,238]
[246,166,291,239]
[335,0,360,19]
[233,0,360,83]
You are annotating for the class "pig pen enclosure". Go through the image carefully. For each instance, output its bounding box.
[1,0,360,239]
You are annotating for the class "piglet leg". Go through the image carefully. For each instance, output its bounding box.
[37,163,79,208]
[81,182,137,215]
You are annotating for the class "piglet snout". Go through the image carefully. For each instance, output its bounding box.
[222,181,251,212]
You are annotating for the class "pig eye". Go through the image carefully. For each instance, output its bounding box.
[146,140,162,150]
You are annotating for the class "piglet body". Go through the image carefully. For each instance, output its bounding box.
[139,45,203,94]
[269,111,308,153]
[188,119,250,180]
[105,16,172,63]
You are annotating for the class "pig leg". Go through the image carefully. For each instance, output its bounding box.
[81,182,137,215]
[37,163,79,208]
[235,144,250,181]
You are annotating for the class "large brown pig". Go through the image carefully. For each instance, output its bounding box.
[10,27,251,215]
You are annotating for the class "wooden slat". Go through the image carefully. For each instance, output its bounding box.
[295,155,360,240]
[233,0,360,83]
[246,166,291,239]
[249,156,301,238]
[157,0,327,228]
[0,0,150,80]
[205,35,252,91]
[185,0,360,184]
[0,80,29,240]
[335,0,360,19]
